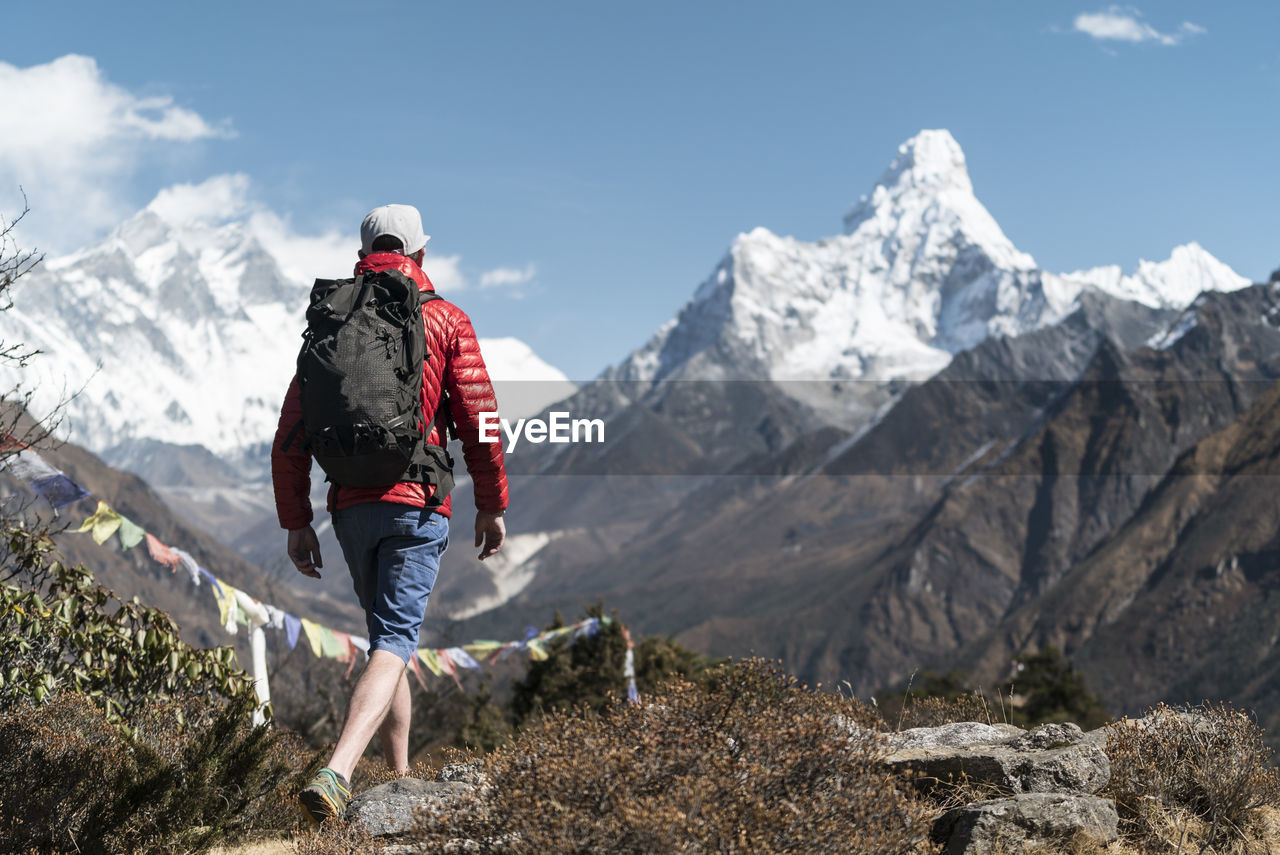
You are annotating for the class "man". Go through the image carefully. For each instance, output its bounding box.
[271,204,508,823]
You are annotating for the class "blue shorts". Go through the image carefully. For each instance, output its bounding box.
[331,503,449,663]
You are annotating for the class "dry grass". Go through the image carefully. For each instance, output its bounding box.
[898,692,998,730]
[210,838,298,855]
[1104,702,1280,854]
[292,820,376,855]
[405,658,936,854]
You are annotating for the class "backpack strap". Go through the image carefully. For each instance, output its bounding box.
[418,290,457,441]
[280,418,304,452]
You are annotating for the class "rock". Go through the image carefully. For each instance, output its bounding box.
[1008,722,1084,751]
[881,721,1109,794]
[1079,725,1109,754]
[933,793,1119,854]
[437,759,488,788]
[884,721,1026,751]
[348,777,474,838]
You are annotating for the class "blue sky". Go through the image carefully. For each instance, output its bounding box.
[1,1,1276,379]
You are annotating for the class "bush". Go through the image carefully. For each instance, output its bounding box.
[0,689,307,853]
[1009,647,1108,730]
[510,606,715,729]
[0,526,254,725]
[455,681,514,754]
[412,658,935,854]
[0,526,315,852]
[1105,702,1280,852]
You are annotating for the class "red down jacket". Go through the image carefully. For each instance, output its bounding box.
[271,252,508,529]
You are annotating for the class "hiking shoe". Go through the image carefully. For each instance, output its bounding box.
[298,768,351,825]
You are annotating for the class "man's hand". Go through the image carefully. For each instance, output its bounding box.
[475,512,506,561]
[287,525,323,578]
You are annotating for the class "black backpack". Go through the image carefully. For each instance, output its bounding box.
[291,268,454,502]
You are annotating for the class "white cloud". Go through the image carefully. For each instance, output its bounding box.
[0,54,232,253]
[478,262,537,291]
[1073,7,1205,46]
[422,254,468,294]
[149,173,254,227]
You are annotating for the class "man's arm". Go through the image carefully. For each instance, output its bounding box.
[440,309,509,560]
[271,376,322,575]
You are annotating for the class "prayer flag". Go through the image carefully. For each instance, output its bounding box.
[436,648,463,689]
[406,653,429,691]
[172,549,202,587]
[264,604,286,631]
[117,516,146,550]
[445,646,480,670]
[6,449,59,482]
[209,576,239,634]
[283,614,301,649]
[301,619,346,659]
[335,632,358,677]
[462,640,503,661]
[76,501,122,545]
[418,648,443,677]
[145,534,181,569]
[30,474,90,509]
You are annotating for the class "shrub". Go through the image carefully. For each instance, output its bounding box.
[1105,701,1280,852]
[510,606,715,729]
[0,526,315,852]
[0,526,255,725]
[0,689,306,853]
[455,681,513,754]
[1009,647,1108,730]
[412,658,934,854]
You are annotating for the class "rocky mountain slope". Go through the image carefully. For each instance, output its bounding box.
[5,126,1269,725]
[443,129,1250,635]
[458,278,1280,725]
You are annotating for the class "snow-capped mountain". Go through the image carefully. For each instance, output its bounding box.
[0,196,571,460]
[607,129,1249,394]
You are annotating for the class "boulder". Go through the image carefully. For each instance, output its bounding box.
[933,793,1119,854]
[347,777,474,838]
[884,721,1026,751]
[881,721,1110,795]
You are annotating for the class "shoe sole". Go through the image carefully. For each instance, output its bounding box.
[298,787,345,826]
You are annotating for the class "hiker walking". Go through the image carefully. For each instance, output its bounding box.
[271,204,508,823]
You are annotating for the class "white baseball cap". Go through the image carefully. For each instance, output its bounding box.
[360,204,430,255]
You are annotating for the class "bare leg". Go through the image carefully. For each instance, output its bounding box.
[327,650,406,781]
[378,670,412,773]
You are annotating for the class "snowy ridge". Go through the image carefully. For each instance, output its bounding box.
[1,193,570,458]
[608,129,1249,394]
[1,129,1250,464]
[1066,242,1250,310]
